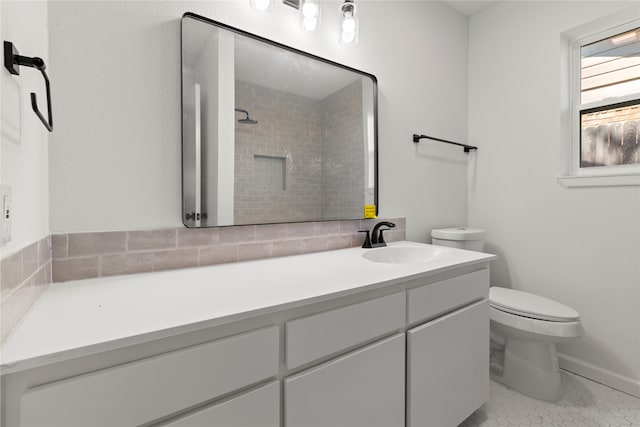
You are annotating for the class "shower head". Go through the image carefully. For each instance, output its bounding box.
[235,108,258,124]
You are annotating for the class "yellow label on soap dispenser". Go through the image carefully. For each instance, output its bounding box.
[364,205,377,219]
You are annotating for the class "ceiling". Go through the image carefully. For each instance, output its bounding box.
[442,1,501,17]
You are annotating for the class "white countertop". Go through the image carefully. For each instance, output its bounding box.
[0,241,495,374]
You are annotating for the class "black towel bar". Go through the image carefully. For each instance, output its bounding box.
[413,134,477,152]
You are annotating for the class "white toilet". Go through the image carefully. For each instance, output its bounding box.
[431,227,584,401]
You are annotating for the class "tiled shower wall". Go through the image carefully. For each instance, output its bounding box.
[234,79,365,224]
[51,218,406,283]
[321,80,365,219]
[0,236,52,343]
[235,81,323,224]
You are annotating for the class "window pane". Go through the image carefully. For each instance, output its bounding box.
[580,102,640,167]
[581,28,640,104]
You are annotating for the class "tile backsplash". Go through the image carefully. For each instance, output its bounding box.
[0,236,52,344]
[52,218,406,283]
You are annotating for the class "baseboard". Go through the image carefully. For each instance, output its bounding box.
[558,353,640,398]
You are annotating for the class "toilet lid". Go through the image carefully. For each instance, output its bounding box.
[489,287,580,322]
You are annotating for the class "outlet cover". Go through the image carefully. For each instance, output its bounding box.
[0,184,12,246]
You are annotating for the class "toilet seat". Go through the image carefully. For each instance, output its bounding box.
[489,287,579,322]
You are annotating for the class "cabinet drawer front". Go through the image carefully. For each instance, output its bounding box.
[20,326,279,427]
[408,269,488,324]
[285,334,405,427]
[286,292,405,369]
[165,381,280,427]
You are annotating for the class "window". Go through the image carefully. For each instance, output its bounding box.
[562,15,640,187]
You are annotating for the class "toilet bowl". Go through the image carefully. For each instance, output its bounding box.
[430,227,584,401]
[489,286,583,401]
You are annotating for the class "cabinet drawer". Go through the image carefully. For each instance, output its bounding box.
[285,334,405,427]
[408,269,488,324]
[20,326,279,427]
[165,381,280,427]
[286,292,405,369]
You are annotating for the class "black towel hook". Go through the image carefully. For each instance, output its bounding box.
[4,41,53,132]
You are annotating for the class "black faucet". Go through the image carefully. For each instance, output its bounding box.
[360,221,396,248]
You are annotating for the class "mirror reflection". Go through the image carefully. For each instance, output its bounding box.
[181,13,378,227]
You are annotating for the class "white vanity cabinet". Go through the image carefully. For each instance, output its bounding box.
[1,244,495,427]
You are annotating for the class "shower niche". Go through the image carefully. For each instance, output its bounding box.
[181,13,378,227]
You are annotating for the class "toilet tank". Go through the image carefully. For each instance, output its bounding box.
[431,227,485,252]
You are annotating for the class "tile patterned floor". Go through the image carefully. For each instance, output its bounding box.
[460,371,640,427]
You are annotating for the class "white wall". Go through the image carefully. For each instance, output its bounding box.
[47,0,469,242]
[468,1,640,395]
[0,0,50,256]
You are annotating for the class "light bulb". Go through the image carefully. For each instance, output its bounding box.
[303,17,318,31]
[342,16,356,33]
[300,0,320,32]
[340,30,356,44]
[250,0,271,12]
[339,0,358,44]
[302,2,318,18]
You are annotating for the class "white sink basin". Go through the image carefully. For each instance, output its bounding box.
[362,246,448,264]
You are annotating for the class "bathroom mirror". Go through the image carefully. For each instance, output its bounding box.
[181,13,378,227]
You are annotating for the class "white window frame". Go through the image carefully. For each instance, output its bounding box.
[559,12,640,187]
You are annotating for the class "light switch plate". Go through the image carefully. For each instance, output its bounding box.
[0,184,12,246]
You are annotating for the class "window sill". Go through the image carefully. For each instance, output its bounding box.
[557,173,640,188]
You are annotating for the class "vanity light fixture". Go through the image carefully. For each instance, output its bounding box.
[300,0,320,32]
[339,0,358,44]
[249,0,360,44]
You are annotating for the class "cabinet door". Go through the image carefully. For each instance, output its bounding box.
[165,381,279,427]
[285,333,405,427]
[407,300,489,427]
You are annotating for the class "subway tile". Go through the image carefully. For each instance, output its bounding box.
[177,228,220,247]
[101,253,154,277]
[219,226,256,244]
[51,234,68,259]
[0,284,33,344]
[239,242,272,262]
[68,232,126,257]
[53,257,99,282]
[287,222,316,238]
[128,229,177,251]
[22,242,39,282]
[300,237,328,254]
[385,229,407,243]
[30,266,46,288]
[1,251,22,294]
[272,240,302,258]
[255,223,288,241]
[199,245,239,266]
[326,236,351,250]
[37,235,51,267]
[44,261,52,286]
[339,220,362,234]
[314,221,341,236]
[153,249,198,272]
[388,217,406,230]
